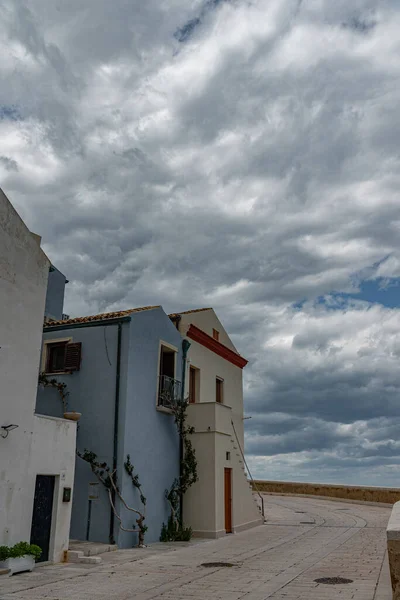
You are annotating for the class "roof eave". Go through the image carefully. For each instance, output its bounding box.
[43,315,132,332]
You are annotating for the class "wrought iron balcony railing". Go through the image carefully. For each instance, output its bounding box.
[158,375,182,409]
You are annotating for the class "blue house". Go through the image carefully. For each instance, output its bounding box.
[36,305,183,547]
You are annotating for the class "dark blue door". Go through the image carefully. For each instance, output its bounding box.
[30,475,55,562]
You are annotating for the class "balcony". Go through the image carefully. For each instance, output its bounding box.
[186,402,232,435]
[158,375,182,409]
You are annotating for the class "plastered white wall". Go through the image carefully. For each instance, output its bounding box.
[184,391,262,537]
[0,189,49,547]
[0,189,76,561]
[179,310,245,449]
[31,415,76,562]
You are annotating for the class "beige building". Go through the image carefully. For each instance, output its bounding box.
[170,308,263,538]
[0,188,76,563]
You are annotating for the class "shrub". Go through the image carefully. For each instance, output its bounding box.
[0,546,9,561]
[160,516,192,542]
[0,542,42,561]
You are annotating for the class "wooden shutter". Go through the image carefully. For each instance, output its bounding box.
[216,378,223,403]
[189,367,196,403]
[65,342,82,372]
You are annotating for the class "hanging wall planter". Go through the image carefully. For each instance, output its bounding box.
[63,411,81,422]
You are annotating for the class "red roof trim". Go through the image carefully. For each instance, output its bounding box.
[187,324,248,369]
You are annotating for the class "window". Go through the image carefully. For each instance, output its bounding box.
[158,344,179,407]
[45,341,82,373]
[159,345,175,379]
[47,343,67,373]
[216,377,224,404]
[189,367,196,403]
[213,329,219,341]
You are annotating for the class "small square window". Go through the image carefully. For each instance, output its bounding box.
[226,452,231,461]
[45,341,82,373]
[213,329,219,341]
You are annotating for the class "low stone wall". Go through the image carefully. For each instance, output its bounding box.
[387,501,400,599]
[251,480,400,505]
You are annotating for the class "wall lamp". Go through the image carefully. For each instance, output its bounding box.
[1,424,19,438]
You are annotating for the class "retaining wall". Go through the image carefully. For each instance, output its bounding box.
[251,480,400,505]
[387,501,400,599]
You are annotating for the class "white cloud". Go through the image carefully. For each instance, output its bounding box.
[2,0,400,485]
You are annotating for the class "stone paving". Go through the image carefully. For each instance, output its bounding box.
[0,495,392,600]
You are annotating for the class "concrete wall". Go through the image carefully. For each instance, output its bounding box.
[0,188,49,547]
[44,266,67,321]
[251,480,400,504]
[37,323,124,544]
[185,402,262,537]
[178,309,239,353]
[175,310,261,537]
[184,403,229,537]
[178,310,245,448]
[118,307,181,547]
[31,415,77,562]
[184,432,218,536]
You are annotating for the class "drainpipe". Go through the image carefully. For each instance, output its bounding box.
[179,339,191,525]
[109,322,123,544]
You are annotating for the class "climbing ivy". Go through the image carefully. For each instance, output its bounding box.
[38,372,69,412]
[77,449,148,547]
[160,394,198,541]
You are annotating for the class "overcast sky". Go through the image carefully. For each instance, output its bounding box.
[2,0,400,486]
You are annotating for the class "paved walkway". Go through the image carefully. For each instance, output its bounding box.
[0,495,392,599]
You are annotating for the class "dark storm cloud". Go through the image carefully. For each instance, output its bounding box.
[1,0,400,484]
[0,156,18,171]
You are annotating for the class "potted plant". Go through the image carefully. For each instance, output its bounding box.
[38,373,81,421]
[63,411,81,421]
[0,542,42,575]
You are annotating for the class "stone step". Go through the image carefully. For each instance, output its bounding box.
[67,550,102,564]
[69,541,117,557]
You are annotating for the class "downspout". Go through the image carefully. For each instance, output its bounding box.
[179,339,191,525]
[109,321,123,544]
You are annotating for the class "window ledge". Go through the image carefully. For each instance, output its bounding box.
[44,371,73,376]
[156,406,173,415]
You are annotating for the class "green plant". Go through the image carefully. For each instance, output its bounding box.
[77,450,147,547]
[26,544,42,560]
[0,546,9,561]
[0,542,42,561]
[38,372,69,412]
[160,393,198,542]
[160,517,192,542]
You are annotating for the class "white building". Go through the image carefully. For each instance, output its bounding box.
[170,308,263,538]
[0,188,76,563]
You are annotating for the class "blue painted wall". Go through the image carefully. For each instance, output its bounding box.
[44,266,67,320]
[117,308,182,547]
[36,308,182,547]
[37,323,125,543]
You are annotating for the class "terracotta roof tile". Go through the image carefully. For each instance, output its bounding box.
[169,308,212,319]
[44,306,160,328]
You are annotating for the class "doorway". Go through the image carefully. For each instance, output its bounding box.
[224,468,232,533]
[30,475,55,562]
